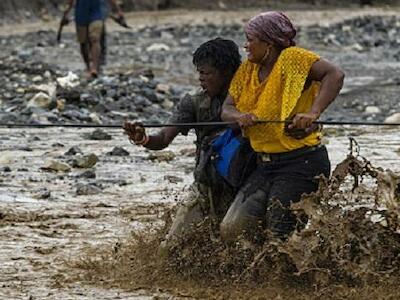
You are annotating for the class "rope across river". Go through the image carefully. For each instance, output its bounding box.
[0,120,400,129]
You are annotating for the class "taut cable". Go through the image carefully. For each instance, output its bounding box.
[0,120,400,129]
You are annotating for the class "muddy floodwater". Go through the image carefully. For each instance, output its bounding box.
[1,7,400,300]
[0,126,399,299]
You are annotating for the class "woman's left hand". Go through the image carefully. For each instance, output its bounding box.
[285,122,322,139]
[288,112,320,129]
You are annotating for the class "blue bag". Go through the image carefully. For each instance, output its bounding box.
[211,128,256,189]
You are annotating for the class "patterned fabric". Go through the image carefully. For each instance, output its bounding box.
[245,11,296,48]
[229,46,321,153]
[169,89,225,148]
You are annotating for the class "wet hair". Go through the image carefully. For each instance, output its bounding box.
[192,38,241,77]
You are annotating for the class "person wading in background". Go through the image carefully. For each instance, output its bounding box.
[62,0,124,79]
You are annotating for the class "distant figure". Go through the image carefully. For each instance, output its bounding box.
[62,0,123,79]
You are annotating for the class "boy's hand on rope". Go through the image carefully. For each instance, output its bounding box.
[123,121,149,146]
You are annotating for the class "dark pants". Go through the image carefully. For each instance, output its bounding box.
[220,145,330,242]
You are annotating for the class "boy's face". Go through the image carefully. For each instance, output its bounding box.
[196,64,227,98]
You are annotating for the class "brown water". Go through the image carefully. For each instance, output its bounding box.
[0,125,399,299]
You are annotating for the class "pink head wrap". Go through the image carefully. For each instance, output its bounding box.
[245,11,296,48]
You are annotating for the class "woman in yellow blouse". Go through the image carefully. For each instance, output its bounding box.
[220,11,344,241]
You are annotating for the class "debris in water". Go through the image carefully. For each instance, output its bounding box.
[72,154,400,298]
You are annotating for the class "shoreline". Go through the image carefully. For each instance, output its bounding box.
[0,7,398,36]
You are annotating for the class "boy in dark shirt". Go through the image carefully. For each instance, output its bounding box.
[124,38,242,249]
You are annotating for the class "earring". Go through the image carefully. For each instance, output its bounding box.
[261,47,271,62]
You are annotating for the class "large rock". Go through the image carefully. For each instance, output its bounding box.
[27,92,55,109]
[85,129,112,141]
[147,150,176,162]
[364,106,381,115]
[28,83,57,99]
[106,147,130,156]
[76,184,102,195]
[146,43,170,52]
[41,160,71,172]
[0,152,15,165]
[385,113,400,124]
[56,72,79,89]
[72,154,99,168]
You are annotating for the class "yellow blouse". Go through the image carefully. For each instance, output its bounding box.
[229,46,321,153]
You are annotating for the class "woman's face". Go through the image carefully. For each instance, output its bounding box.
[197,64,227,98]
[244,33,270,64]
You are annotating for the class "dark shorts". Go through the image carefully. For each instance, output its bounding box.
[220,145,330,241]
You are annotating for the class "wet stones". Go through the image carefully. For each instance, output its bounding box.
[64,146,83,156]
[71,154,99,168]
[33,187,51,199]
[385,113,400,124]
[306,15,400,52]
[15,146,33,151]
[364,106,381,115]
[146,43,171,52]
[1,166,11,172]
[56,72,79,89]
[41,160,71,172]
[0,15,398,129]
[27,92,54,109]
[85,129,112,141]
[147,150,175,162]
[164,175,183,183]
[76,183,102,195]
[0,152,18,166]
[156,83,171,94]
[106,147,130,156]
[0,48,182,126]
[77,170,96,179]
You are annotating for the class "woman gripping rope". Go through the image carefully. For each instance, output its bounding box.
[220,11,345,241]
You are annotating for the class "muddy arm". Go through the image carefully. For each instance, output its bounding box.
[144,127,180,150]
[123,121,180,150]
[308,58,345,117]
[221,95,257,127]
[290,58,345,129]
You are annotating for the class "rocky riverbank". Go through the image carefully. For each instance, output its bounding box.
[0,14,400,126]
[1,0,399,24]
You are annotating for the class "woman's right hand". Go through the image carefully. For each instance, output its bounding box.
[123,121,147,145]
[237,113,258,127]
